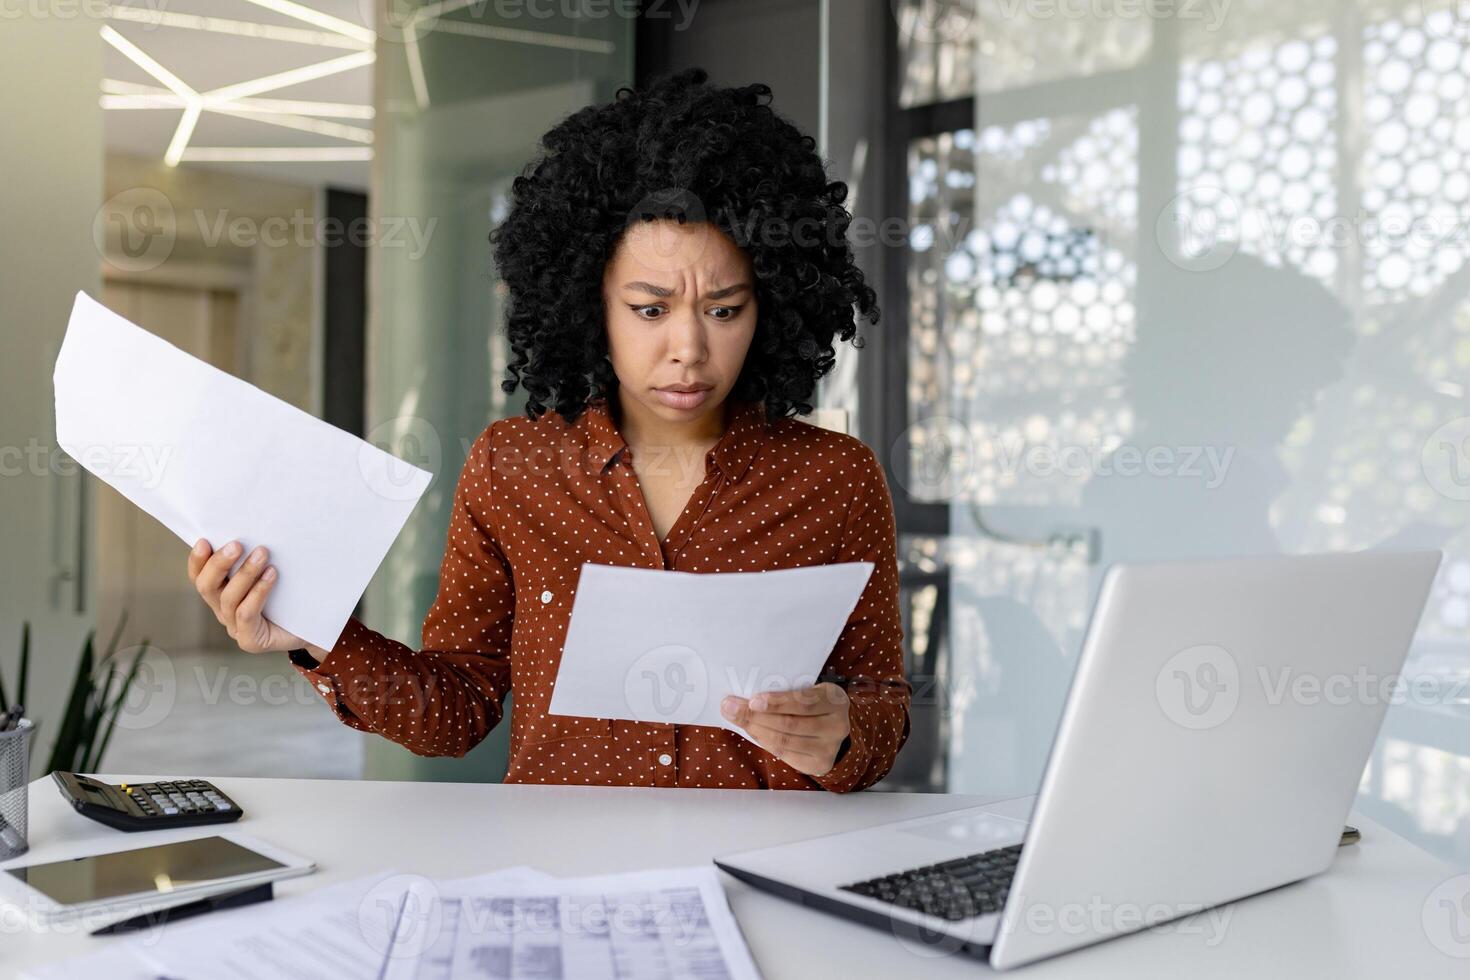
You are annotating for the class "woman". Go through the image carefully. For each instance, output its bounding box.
[186,69,910,792]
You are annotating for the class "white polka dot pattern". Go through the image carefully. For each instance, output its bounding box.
[290,397,912,792]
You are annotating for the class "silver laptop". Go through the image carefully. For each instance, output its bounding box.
[715,551,1441,970]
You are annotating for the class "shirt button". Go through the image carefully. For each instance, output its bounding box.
[540,590,553,604]
[657,753,673,767]
[316,682,330,695]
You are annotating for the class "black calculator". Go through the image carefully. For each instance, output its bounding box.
[52,772,243,832]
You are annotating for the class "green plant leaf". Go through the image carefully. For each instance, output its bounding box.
[76,613,132,771]
[45,632,96,775]
[90,640,149,772]
[77,661,118,772]
[99,610,128,665]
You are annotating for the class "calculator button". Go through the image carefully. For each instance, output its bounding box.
[162,806,179,814]
[214,802,232,811]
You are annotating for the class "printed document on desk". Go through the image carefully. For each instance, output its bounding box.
[117,868,550,980]
[24,871,412,980]
[129,870,412,979]
[52,291,432,650]
[547,562,873,737]
[382,866,762,980]
[25,866,759,980]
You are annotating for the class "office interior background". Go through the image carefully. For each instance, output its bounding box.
[2,0,1469,866]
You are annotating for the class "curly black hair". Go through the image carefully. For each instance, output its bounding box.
[491,67,878,425]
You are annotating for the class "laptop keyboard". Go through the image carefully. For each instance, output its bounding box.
[838,843,1023,921]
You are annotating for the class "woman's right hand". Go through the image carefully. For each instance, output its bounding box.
[187,539,323,659]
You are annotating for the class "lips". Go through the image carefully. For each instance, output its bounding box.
[652,384,713,410]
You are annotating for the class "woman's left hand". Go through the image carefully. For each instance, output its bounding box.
[720,684,851,777]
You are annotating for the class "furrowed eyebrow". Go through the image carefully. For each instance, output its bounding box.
[621,281,752,300]
[623,281,675,297]
[706,282,752,300]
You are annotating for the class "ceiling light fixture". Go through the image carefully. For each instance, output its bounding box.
[101,25,204,167]
[208,106,373,143]
[180,146,375,162]
[203,50,376,104]
[106,7,367,50]
[237,0,375,46]
[103,80,374,120]
[101,24,374,167]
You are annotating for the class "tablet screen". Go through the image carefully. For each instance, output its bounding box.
[6,836,285,906]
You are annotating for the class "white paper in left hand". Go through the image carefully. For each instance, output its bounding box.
[52,291,432,650]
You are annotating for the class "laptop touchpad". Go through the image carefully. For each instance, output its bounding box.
[901,810,1028,847]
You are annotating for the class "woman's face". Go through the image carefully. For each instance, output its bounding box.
[602,219,758,425]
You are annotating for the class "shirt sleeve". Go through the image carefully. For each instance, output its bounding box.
[288,422,514,757]
[810,444,912,793]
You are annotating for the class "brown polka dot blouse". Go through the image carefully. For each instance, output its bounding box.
[290,396,912,792]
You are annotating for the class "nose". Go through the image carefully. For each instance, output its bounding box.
[665,310,709,366]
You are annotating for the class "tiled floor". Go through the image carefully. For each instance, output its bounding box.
[97,646,363,780]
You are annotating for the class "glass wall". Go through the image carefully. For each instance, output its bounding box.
[893,0,1470,863]
[362,2,633,781]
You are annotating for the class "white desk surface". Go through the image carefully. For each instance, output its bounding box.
[3,775,1465,978]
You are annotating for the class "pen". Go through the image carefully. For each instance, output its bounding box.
[90,881,275,935]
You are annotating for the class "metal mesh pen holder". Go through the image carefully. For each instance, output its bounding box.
[0,719,34,861]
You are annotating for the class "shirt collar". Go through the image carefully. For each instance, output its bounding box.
[574,395,769,483]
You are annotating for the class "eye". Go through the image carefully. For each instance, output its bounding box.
[707,304,744,321]
[629,304,665,320]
